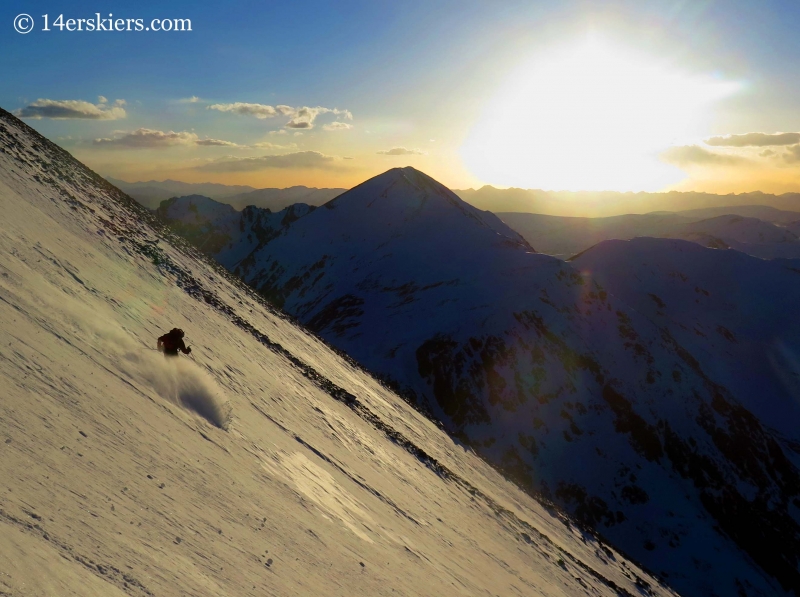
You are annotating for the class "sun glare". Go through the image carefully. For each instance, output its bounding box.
[461,38,740,191]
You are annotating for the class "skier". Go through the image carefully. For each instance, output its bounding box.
[157,328,192,357]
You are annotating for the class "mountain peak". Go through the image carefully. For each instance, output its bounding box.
[320,167,532,249]
[327,167,452,204]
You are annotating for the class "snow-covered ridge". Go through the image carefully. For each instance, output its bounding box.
[158,162,800,596]
[0,108,678,596]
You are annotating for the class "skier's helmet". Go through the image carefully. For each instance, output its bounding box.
[171,328,185,337]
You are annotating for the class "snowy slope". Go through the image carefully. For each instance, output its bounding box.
[175,166,800,596]
[0,111,677,597]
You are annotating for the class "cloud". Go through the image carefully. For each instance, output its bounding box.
[17,98,127,120]
[208,102,352,130]
[207,102,278,119]
[377,147,425,156]
[95,128,198,148]
[94,129,243,149]
[704,132,800,147]
[286,120,313,129]
[195,138,244,147]
[178,96,202,104]
[196,151,341,172]
[323,121,353,131]
[661,145,746,167]
[782,145,800,164]
[250,141,296,149]
[285,106,352,129]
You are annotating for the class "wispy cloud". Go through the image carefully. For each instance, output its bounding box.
[94,128,243,149]
[323,121,353,131]
[705,132,800,147]
[207,102,282,119]
[195,151,341,172]
[95,129,197,148]
[208,102,352,129]
[195,138,245,147]
[250,141,297,149]
[377,147,425,156]
[177,96,202,104]
[17,98,127,120]
[661,145,746,167]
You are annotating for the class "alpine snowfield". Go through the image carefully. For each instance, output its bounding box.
[0,111,674,595]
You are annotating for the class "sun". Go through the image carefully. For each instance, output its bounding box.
[460,37,740,192]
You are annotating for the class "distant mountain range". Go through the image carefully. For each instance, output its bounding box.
[105,177,256,208]
[155,167,800,597]
[500,209,800,259]
[223,187,346,212]
[110,176,800,220]
[459,186,800,217]
[107,177,345,211]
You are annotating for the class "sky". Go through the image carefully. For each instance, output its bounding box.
[4,0,800,194]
